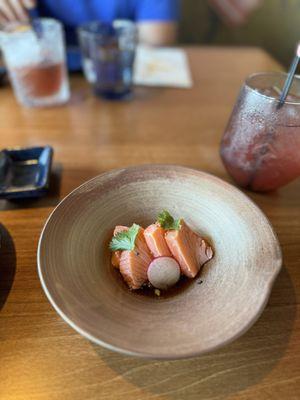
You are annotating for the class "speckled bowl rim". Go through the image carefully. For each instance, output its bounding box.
[37,165,282,360]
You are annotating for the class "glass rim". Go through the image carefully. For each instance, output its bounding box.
[77,19,136,38]
[0,18,62,37]
[245,71,300,106]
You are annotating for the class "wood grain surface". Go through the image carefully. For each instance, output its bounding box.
[0,47,299,400]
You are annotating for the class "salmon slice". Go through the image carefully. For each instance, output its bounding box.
[144,223,172,258]
[111,252,122,268]
[111,226,128,268]
[165,220,213,278]
[119,227,153,289]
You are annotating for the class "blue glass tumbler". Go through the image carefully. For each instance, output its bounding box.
[78,20,137,100]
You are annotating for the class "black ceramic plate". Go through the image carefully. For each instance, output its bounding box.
[0,66,7,87]
[0,146,53,199]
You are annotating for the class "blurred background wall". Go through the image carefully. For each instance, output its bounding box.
[179,0,299,67]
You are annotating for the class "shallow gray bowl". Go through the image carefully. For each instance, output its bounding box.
[37,165,282,359]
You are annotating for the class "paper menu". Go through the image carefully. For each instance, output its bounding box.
[133,46,193,88]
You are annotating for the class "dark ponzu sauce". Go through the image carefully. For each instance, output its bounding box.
[106,228,209,297]
[111,265,202,299]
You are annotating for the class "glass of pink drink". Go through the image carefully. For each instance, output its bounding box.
[220,72,300,192]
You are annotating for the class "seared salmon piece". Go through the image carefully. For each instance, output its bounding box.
[111,252,122,268]
[144,223,172,258]
[111,226,128,268]
[119,227,153,289]
[165,220,213,278]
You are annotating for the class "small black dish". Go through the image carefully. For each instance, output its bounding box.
[0,146,53,200]
[0,66,7,87]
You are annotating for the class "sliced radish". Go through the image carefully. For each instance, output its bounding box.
[147,257,180,290]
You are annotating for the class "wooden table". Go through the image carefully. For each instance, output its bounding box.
[0,47,299,400]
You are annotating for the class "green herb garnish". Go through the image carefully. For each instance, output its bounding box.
[109,223,140,251]
[157,210,181,230]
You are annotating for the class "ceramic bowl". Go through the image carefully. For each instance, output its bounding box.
[37,165,282,359]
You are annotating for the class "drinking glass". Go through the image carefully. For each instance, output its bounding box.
[220,72,300,192]
[0,19,70,107]
[78,20,137,99]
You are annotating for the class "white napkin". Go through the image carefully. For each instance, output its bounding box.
[133,46,193,88]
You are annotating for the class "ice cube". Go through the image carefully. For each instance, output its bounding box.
[257,86,281,98]
[3,29,42,68]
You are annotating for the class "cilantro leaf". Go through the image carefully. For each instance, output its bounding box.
[109,223,140,251]
[157,210,181,230]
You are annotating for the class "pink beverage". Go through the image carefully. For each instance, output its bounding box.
[220,72,300,192]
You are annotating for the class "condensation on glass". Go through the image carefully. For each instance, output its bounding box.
[221,72,300,191]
